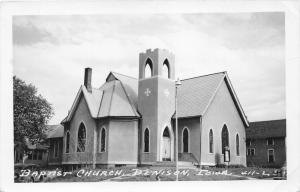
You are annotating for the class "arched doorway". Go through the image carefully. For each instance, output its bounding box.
[182,127,189,153]
[162,127,171,161]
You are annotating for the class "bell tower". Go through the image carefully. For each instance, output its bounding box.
[138,48,176,162]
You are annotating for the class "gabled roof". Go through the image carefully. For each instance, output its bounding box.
[176,72,249,127]
[62,71,248,127]
[62,72,140,124]
[106,72,139,110]
[246,119,286,139]
[177,72,225,118]
[46,124,64,138]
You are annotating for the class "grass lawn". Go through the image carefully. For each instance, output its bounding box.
[43,166,282,182]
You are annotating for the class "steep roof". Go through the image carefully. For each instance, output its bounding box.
[176,72,249,127]
[46,124,64,138]
[62,72,140,123]
[106,72,139,111]
[62,71,248,127]
[246,119,286,139]
[177,72,225,118]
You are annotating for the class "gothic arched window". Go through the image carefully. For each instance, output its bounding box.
[209,129,213,153]
[162,59,170,79]
[77,123,86,152]
[236,134,240,156]
[182,127,189,153]
[144,128,149,152]
[221,125,229,154]
[100,127,106,152]
[66,131,70,153]
[145,58,153,78]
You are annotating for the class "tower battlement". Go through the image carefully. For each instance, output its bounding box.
[138,48,176,162]
[139,48,175,80]
[142,48,173,55]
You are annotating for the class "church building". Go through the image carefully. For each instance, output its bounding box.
[61,48,248,169]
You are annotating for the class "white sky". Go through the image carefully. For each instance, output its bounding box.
[12,13,285,125]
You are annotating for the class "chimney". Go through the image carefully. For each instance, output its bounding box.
[84,68,92,92]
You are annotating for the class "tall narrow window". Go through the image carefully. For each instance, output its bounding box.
[236,134,240,156]
[268,149,275,163]
[66,132,70,153]
[221,125,229,154]
[145,58,153,78]
[246,139,251,147]
[55,141,59,157]
[144,128,149,152]
[209,129,214,153]
[183,128,189,153]
[162,59,170,79]
[100,128,106,152]
[77,123,86,152]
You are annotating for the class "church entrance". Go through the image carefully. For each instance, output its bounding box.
[162,128,171,161]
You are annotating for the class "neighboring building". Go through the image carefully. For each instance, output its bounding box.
[61,48,249,169]
[246,119,286,168]
[14,139,48,167]
[47,124,64,167]
[14,125,64,167]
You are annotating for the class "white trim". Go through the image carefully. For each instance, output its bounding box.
[64,86,84,122]
[64,86,97,123]
[267,148,275,163]
[208,129,214,154]
[223,73,249,127]
[181,127,190,153]
[99,126,106,153]
[76,121,87,153]
[143,128,150,153]
[202,73,249,127]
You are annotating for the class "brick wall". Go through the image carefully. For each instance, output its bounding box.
[246,137,286,168]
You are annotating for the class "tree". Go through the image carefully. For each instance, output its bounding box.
[13,76,54,147]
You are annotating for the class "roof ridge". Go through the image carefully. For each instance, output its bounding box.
[181,71,226,81]
[250,119,286,123]
[111,71,138,80]
[118,80,139,117]
[107,81,116,116]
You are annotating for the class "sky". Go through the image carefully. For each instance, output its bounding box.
[13,13,285,125]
